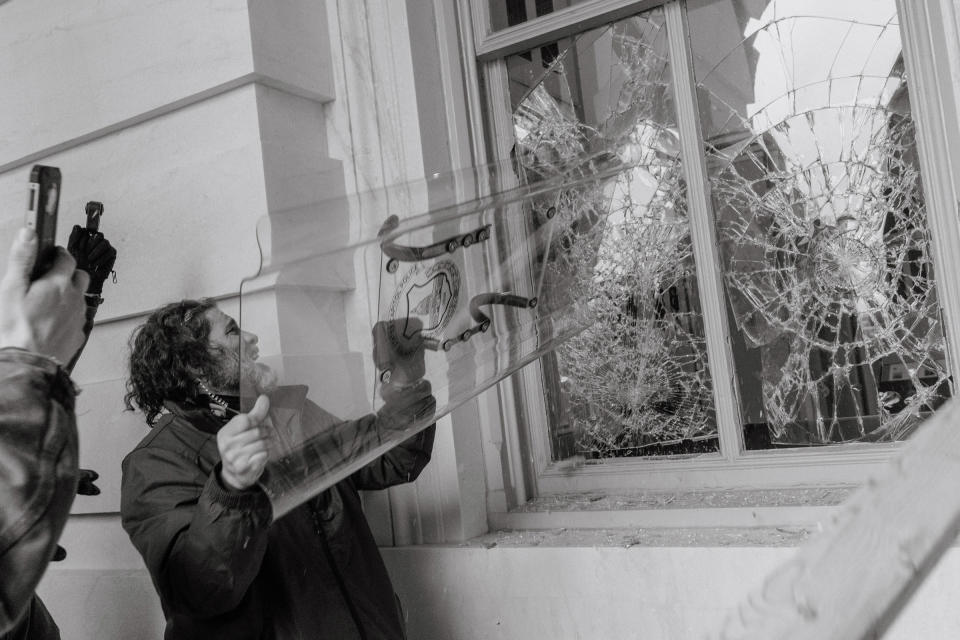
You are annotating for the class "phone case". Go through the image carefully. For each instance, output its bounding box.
[26,165,61,280]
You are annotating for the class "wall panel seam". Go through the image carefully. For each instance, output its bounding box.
[0,73,334,175]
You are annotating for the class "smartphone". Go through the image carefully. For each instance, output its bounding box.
[25,165,61,280]
[85,201,103,232]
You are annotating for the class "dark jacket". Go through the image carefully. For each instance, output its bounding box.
[120,387,435,640]
[0,349,79,637]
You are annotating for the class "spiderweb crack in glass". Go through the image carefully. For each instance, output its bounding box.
[509,11,719,459]
[508,1,951,456]
[691,0,951,445]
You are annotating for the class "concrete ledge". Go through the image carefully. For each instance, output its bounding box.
[30,532,960,640]
[383,543,960,640]
[490,505,838,531]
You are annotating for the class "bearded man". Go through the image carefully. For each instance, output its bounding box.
[120,299,435,640]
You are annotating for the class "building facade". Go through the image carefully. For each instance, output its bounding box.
[3,1,960,638]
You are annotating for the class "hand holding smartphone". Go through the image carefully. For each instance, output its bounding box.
[25,164,61,281]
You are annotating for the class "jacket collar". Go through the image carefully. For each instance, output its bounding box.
[162,396,235,435]
[162,386,311,436]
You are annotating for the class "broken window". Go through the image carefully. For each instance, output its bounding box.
[505,8,720,459]
[688,0,951,446]
[498,0,952,459]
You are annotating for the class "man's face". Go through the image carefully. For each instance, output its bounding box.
[203,307,277,395]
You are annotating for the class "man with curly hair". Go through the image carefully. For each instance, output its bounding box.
[120,299,435,639]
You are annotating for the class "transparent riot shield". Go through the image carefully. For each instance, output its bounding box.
[240,155,632,518]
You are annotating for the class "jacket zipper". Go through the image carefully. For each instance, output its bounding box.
[310,501,369,640]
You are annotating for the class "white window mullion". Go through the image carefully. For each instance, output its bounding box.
[465,0,542,505]
[665,0,744,460]
[484,55,546,504]
[896,0,960,382]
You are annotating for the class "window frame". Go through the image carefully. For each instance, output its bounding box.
[459,0,960,504]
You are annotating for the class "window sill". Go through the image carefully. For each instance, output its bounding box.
[466,525,813,548]
[488,486,853,531]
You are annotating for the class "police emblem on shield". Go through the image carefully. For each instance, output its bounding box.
[387,260,460,355]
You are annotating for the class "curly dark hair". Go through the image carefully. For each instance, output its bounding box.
[124,299,220,425]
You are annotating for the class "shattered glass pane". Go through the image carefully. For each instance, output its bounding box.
[504,8,720,459]
[688,0,952,446]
